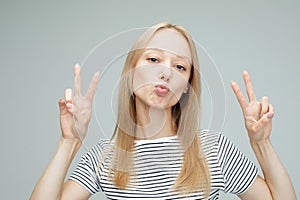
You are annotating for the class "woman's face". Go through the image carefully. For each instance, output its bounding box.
[133,28,192,109]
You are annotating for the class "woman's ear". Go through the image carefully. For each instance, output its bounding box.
[183,85,189,93]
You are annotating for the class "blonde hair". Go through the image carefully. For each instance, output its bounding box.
[107,22,211,197]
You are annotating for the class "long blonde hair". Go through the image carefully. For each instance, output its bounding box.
[108,22,211,197]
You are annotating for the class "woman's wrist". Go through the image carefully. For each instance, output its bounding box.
[250,138,273,156]
[59,137,82,153]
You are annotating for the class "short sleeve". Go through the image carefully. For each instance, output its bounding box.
[217,134,258,195]
[69,141,105,194]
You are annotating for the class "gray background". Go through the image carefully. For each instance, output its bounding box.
[0,0,299,199]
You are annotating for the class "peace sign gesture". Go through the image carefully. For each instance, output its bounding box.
[58,64,100,141]
[231,71,274,143]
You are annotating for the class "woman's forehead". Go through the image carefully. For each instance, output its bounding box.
[145,29,192,64]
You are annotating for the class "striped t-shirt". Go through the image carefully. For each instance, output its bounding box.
[69,130,258,199]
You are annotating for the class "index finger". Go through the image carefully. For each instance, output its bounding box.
[243,70,257,102]
[231,80,248,111]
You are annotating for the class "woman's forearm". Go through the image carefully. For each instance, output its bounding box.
[30,137,82,200]
[251,139,296,200]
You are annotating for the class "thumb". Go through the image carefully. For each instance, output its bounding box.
[58,99,69,115]
[58,99,66,110]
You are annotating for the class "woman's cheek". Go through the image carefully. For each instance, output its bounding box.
[132,66,150,92]
[133,65,161,91]
[171,74,188,97]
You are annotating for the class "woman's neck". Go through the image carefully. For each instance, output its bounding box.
[135,104,176,140]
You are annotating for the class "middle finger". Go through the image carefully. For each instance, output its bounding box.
[74,64,82,96]
[243,70,257,102]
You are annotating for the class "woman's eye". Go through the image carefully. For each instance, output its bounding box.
[176,64,186,71]
[147,57,159,63]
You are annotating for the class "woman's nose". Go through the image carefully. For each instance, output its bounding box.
[158,61,172,82]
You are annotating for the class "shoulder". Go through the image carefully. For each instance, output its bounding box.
[197,129,222,159]
[84,138,113,161]
[198,129,222,149]
[198,129,235,147]
[198,129,236,158]
[199,129,221,142]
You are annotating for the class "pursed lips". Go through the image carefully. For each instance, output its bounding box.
[154,84,170,97]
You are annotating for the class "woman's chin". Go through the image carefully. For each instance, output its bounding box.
[149,100,176,110]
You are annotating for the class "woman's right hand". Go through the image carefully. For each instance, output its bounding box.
[58,64,100,141]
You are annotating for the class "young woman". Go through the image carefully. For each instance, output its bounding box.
[30,23,296,199]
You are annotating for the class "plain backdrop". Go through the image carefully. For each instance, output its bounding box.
[0,1,299,199]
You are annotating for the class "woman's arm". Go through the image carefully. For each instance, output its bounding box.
[30,64,100,200]
[243,139,296,199]
[30,138,91,200]
[231,71,296,200]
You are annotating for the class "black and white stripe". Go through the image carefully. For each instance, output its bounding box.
[69,130,258,199]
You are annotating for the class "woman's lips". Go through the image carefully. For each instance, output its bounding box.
[155,84,170,96]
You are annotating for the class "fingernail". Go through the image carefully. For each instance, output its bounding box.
[66,103,73,109]
[65,89,72,101]
[94,71,100,79]
[267,112,274,118]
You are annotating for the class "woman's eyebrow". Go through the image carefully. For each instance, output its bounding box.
[175,54,190,63]
[144,48,191,64]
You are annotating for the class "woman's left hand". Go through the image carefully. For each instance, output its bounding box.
[231,71,275,143]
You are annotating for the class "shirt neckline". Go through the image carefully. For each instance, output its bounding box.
[134,135,178,144]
